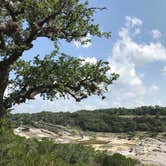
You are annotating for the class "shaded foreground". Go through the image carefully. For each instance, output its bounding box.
[0,130,139,166]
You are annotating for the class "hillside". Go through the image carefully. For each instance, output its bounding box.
[8,106,166,165]
[10,106,166,133]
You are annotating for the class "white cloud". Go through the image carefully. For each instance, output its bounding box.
[115,19,166,65]
[134,28,141,35]
[74,33,92,48]
[108,16,166,108]
[162,66,166,75]
[162,66,166,73]
[152,29,162,39]
[80,56,97,65]
[148,85,159,94]
[125,16,143,28]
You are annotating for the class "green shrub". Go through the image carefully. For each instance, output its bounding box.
[0,131,140,166]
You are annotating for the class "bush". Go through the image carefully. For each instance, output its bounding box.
[0,131,140,166]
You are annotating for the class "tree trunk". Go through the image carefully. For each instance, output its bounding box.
[0,64,9,129]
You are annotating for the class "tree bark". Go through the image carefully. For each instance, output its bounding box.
[0,64,9,128]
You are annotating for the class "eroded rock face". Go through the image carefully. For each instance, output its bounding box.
[134,138,166,155]
[88,137,166,165]
[126,138,166,166]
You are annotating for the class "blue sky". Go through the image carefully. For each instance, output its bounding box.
[13,0,166,113]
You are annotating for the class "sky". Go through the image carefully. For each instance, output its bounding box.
[13,0,166,113]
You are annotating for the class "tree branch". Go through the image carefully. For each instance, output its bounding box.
[0,24,7,32]
[4,85,49,108]
[2,0,17,21]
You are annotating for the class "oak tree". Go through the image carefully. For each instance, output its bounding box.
[0,0,118,127]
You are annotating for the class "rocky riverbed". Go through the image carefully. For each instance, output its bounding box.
[14,126,166,166]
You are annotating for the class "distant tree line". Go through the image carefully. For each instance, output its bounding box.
[9,106,166,133]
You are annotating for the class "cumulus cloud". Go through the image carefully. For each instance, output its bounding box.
[80,56,97,65]
[162,66,166,75]
[148,85,159,94]
[125,16,143,28]
[108,16,165,107]
[115,20,166,65]
[74,33,92,48]
[152,29,162,39]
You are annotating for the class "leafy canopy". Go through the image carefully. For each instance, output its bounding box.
[0,0,118,109]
